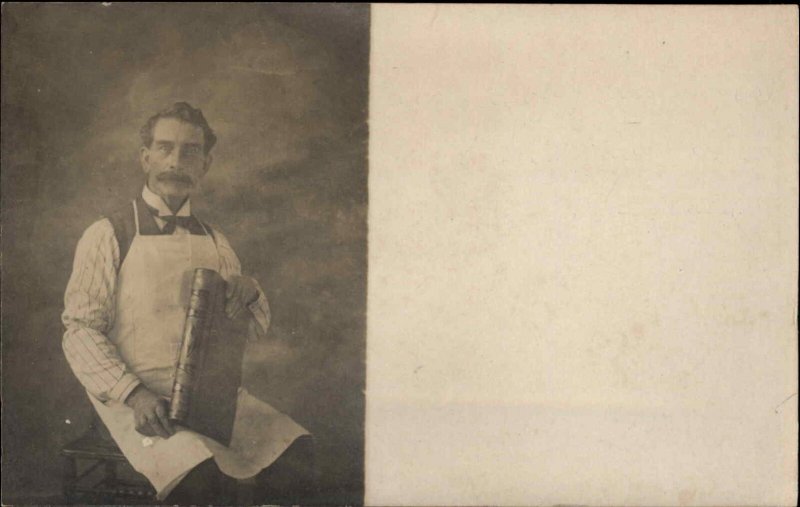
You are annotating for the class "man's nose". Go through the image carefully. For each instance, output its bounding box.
[167,148,183,169]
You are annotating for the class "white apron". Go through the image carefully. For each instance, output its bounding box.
[89,200,309,499]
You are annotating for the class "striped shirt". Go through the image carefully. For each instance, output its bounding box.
[62,188,271,403]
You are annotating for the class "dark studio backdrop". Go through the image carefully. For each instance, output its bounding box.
[1,3,368,503]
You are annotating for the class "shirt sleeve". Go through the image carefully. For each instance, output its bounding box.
[61,219,142,403]
[211,227,272,340]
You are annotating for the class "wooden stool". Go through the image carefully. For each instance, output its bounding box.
[61,417,156,504]
[61,416,257,505]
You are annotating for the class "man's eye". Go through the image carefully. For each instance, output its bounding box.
[157,145,171,154]
[184,146,201,156]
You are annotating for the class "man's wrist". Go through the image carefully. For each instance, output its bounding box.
[124,383,146,407]
[109,373,142,404]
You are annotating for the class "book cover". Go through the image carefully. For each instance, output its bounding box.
[169,268,249,446]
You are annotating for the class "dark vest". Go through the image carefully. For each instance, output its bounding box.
[105,195,215,271]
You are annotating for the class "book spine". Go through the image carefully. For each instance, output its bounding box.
[169,268,222,423]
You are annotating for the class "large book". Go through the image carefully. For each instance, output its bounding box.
[169,268,249,446]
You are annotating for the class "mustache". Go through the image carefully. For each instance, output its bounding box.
[156,172,194,184]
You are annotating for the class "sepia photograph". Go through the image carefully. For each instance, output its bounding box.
[3,4,798,507]
[2,3,367,505]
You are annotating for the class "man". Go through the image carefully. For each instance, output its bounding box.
[62,102,315,504]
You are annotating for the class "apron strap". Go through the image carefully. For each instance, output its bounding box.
[195,219,222,263]
[202,222,216,242]
[132,199,141,236]
[106,199,139,272]
[187,219,224,285]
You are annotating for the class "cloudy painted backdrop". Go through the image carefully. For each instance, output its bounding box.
[2,4,368,503]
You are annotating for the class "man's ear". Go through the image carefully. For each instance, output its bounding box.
[139,146,151,174]
[201,153,213,177]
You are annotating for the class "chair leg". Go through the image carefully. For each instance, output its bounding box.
[62,456,77,504]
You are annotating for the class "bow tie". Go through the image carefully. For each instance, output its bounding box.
[143,203,205,235]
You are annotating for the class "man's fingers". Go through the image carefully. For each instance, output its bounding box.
[151,424,169,439]
[227,303,243,320]
[225,281,238,316]
[155,402,175,436]
[229,295,243,317]
[226,282,244,318]
[224,277,258,319]
[139,427,156,437]
[135,414,149,435]
[136,419,156,437]
[147,415,170,439]
[233,282,244,305]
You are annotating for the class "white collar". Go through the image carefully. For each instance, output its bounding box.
[141,184,191,217]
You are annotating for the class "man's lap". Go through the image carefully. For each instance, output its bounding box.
[164,435,317,505]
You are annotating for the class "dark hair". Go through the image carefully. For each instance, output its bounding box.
[139,102,217,154]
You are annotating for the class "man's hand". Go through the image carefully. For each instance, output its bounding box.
[125,385,175,438]
[225,275,259,319]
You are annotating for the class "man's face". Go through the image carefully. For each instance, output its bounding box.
[140,118,212,202]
